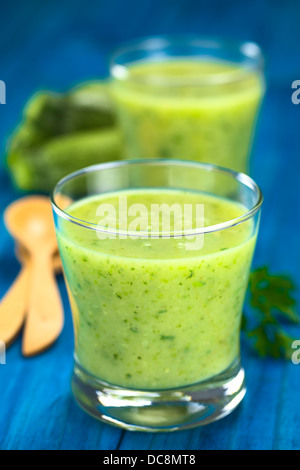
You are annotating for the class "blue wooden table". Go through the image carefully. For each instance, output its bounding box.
[0,0,300,450]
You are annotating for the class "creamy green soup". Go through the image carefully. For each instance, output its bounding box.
[57,189,256,390]
[112,60,264,173]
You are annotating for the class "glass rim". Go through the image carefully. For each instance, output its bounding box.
[51,159,263,238]
[110,34,265,87]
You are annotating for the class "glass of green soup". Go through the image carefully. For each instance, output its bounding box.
[110,36,265,174]
[51,159,262,431]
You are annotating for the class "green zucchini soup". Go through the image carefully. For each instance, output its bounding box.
[56,188,257,390]
[112,59,264,173]
[110,32,265,174]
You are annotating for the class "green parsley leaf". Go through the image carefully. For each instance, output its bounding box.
[242,266,299,359]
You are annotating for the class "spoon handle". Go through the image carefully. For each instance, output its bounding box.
[0,262,31,346]
[22,251,64,356]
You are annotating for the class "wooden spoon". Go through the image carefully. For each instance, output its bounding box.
[4,196,64,356]
[16,245,62,274]
[0,246,62,347]
[0,250,31,347]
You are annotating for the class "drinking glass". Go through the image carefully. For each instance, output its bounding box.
[110,36,265,174]
[51,159,263,431]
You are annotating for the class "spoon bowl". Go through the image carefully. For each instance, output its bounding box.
[5,196,57,255]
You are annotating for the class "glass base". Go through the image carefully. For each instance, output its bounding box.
[71,359,246,432]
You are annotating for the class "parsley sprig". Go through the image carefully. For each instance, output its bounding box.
[242,267,299,359]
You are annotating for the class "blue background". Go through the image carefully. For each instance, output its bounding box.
[0,0,300,450]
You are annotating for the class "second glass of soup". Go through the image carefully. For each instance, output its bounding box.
[110,35,265,174]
